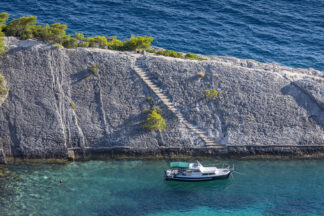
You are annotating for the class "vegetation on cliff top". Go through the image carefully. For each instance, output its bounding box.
[0,12,9,56]
[0,13,9,102]
[146,49,206,61]
[0,12,206,61]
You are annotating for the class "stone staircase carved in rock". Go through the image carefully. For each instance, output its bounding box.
[132,56,223,148]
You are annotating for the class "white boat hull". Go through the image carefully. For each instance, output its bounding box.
[164,169,232,182]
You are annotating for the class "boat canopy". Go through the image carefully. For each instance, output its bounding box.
[170,162,190,169]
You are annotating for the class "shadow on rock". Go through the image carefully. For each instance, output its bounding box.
[281,83,324,129]
[70,70,92,85]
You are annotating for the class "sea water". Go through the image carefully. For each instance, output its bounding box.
[0,1,324,215]
[1,160,324,215]
[0,0,323,71]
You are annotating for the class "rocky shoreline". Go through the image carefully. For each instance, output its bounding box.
[2,146,324,164]
[0,37,323,164]
[71,146,324,160]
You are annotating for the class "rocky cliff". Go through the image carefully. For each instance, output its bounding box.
[0,37,323,163]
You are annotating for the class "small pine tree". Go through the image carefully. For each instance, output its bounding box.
[5,16,37,39]
[144,110,166,131]
[32,24,51,41]
[106,36,123,50]
[0,12,9,56]
[49,23,68,43]
[121,35,154,51]
[95,36,108,48]
[62,36,78,48]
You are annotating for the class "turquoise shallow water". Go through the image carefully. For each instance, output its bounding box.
[1,160,324,215]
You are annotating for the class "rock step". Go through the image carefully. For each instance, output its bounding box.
[133,59,223,148]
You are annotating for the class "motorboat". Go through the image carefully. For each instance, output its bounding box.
[164,161,233,182]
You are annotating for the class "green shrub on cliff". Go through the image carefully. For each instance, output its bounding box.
[146,48,206,61]
[106,36,123,50]
[0,74,8,96]
[0,13,9,56]
[204,89,218,101]
[74,33,84,41]
[83,35,154,51]
[157,50,184,58]
[146,48,157,53]
[32,24,51,41]
[121,35,154,51]
[0,32,5,56]
[86,36,108,48]
[198,72,205,78]
[4,16,37,39]
[144,109,166,131]
[95,36,108,48]
[78,41,90,47]
[62,36,79,48]
[185,53,207,61]
[48,23,68,43]
[142,97,165,131]
[3,14,68,43]
[51,43,63,49]
[32,23,68,43]
[88,64,99,76]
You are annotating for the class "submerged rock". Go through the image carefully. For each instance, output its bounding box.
[0,37,323,162]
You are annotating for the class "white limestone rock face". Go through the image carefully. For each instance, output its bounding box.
[142,55,324,146]
[0,37,323,162]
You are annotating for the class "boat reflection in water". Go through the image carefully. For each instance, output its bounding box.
[164,161,233,182]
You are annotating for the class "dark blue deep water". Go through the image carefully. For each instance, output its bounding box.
[2,160,324,215]
[0,0,323,71]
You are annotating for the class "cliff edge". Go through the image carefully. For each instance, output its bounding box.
[0,37,323,163]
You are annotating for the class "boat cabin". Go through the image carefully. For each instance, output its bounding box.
[165,161,233,181]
